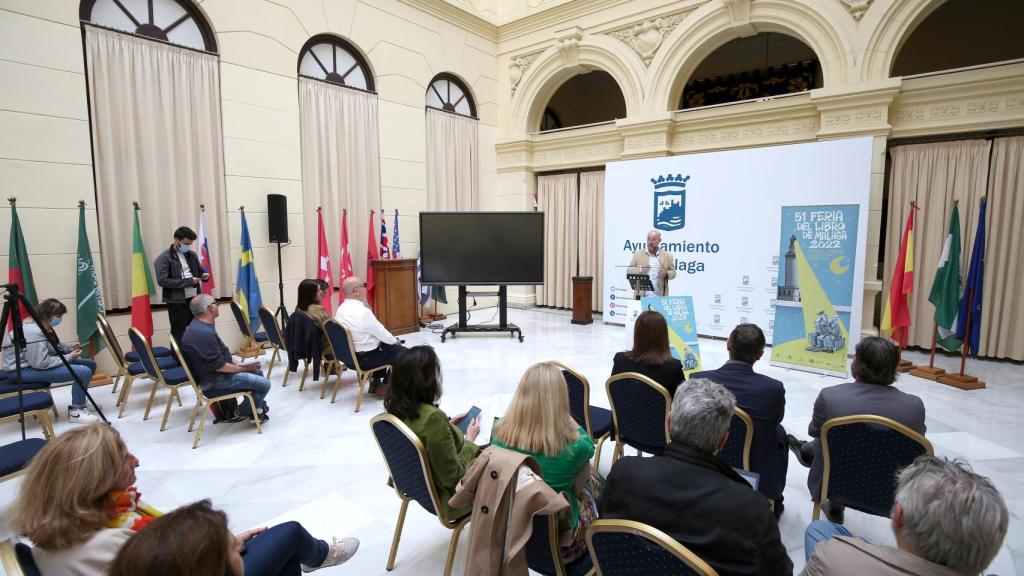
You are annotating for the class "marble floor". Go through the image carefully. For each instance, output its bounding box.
[0,307,1021,575]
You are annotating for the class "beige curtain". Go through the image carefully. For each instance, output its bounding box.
[979,136,1024,360]
[883,140,990,350]
[537,174,577,308]
[299,78,381,280]
[578,171,605,312]
[426,108,479,211]
[85,25,231,308]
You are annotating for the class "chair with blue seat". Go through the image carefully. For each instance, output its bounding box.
[95,314,176,414]
[126,328,191,431]
[719,407,754,472]
[0,437,48,484]
[551,362,613,471]
[370,413,470,576]
[525,512,595,576]
[586,519,718,576]
[0,375,57,418]
[605,372,672,464]
[0,538,41,576]
[0,394,54,441]
[324,320,389,412]
[814,414,933,521]
[230,300,270,361]
[257,306,286,378]
[96,315,171,396]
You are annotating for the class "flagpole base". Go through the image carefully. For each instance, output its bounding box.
[935,373,986,390]
[89,372,114,387]
[908,366,946,381]
[896,359,916,373]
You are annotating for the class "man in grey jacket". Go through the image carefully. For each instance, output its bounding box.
[154,226,209,344]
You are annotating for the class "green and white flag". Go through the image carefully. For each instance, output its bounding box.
[76,202,105,357]
[927,202,962,352]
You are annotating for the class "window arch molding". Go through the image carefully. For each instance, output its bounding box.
[425,73,477,118]
[298,34,375,93]
[80,0,217,53]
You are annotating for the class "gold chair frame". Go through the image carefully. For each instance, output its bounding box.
[370,413,470,576]
[258,306,286,378]
[230,300,269,361]
[586,519,719,576]
[732,406,754,471]
[532,512,596,576]
[550,361,610,471]
[169,337,262,449]
[0,409,54,444]
[814,414,933,521]
[0,539,27,576]
[604,372,672,465]
[98,315,157,418]
[127,328,186,430]
[323,320,390,412]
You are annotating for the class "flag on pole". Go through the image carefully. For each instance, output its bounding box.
[392,209,401,259]
[956,198,987,356]
[7,199,38,323]
[197,205,215,296]
[316,208,335,316]
[339,209,353,303]
[416,250,429,306]
[236,209,264,332]
[380,211,390,259]
[881,203,917,348]
[130,203,156,342]
[927,202,963,352]
[75,201,104,356]
[366,210,379,310]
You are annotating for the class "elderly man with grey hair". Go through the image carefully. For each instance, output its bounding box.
[179,294,271,422]
[598,378,792,575]
[802,455,1008,575]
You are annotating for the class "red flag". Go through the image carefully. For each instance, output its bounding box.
[197,206,215,295]
[881,203,918,348]
[338,210,353,303]
[366,210,379,311]
[316,208,335,316]
[7,200,38,324]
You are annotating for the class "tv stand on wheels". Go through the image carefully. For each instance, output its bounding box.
[441,286,523,343]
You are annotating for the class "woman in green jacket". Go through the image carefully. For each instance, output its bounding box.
[384,345,480,520]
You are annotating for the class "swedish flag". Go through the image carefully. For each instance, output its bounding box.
[236,210,263,332]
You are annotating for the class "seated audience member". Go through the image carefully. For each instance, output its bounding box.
[690,323,788,516]
[599,378,792,576]
[181,294,271,423]
[334,276,406,394]
[788,336,926,524]
[611,310,685,397]
[296,279,330,350]
[492,362,602,562]
[384,345,480,520]
[803,456,1008,576]
[9,424,358,575]
[1,297,99,423]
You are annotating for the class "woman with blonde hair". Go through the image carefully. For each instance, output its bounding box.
[492,362,602,561]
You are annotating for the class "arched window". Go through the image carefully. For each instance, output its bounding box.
[80,0,217,52]
[298,35,374,92]
[541,108,562,132]
[540,70,626,132]
[426,74,477,118]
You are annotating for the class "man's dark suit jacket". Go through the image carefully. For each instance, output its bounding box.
[598,442,793,576]
[807,381,926,500]
[690,360,788,501]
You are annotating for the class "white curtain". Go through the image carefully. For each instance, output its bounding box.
[85,25,231,308]
[299,78,381,280]
[537,174,577,308]
[578,171,605,312]
[426,108,479,211]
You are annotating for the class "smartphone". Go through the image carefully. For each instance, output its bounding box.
[458,406,481,433]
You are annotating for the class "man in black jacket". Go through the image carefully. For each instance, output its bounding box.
[154,226,209,343]
[599,378,792,576]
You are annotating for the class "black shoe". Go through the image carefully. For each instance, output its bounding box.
[772,500,785,519]
[222,414,246,424]
[787,434,813,468]
[823,501,845,524]
[249,413,269,424]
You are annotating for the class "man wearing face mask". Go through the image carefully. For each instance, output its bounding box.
[154,226,210,343]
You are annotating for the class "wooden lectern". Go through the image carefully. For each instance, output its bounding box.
[572,276,593,325]
[372,258,420,336]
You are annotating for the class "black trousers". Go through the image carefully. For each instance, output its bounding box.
[167,297,195,344]
[356,342,405,372]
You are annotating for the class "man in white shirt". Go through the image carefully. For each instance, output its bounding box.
[334,276,406,393]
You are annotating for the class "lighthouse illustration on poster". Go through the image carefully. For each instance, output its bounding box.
[770,205,859,377]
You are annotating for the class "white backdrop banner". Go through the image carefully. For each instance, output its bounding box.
[602,137,873,345]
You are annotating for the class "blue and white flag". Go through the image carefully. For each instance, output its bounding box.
[392,209,401,259]
[416,250,429,305]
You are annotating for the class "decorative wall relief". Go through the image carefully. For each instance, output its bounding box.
[509,51,541,95]
[839,0,875,21]
[606,9,694,66]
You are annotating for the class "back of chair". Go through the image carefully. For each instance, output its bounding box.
[587,520,717,576]
[370,414,441,519]
[0,538,41,576]
[821,415,933,517]
[554,362,590,434]
[324,320,360,371]
[524,513,565,576]
[127,328,161,380]
[168,337,200,392]
[95,314,126,367]
[258,306,285,348]
[230,300,252,338]
[606,373,671,454]
[719,407,754,471]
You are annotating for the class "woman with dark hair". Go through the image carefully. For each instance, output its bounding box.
[0,297,99,423]
[611,310,685,397]
[385,345,480,519]
[295,279,330,350]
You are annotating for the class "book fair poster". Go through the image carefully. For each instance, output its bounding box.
[641,296,703,377]
[770,205,859,377]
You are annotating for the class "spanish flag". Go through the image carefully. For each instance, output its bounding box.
[235,210,263,332]
[130,203,156,342]
[881,202,918,348]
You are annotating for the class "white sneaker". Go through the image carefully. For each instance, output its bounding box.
[301,537,359,572]
[68,406,100,424]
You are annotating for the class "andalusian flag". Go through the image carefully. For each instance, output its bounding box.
[7,200,38,322]
[76,202,104,356]
[881,204,917,348]
[235,210,263,332]
[927,202,962,352]
[130,204,156,341]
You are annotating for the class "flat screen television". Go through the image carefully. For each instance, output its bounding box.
[420,212,544,285]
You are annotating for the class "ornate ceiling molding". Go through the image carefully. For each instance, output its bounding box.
[838,0,874,21]
[605,8,696,66]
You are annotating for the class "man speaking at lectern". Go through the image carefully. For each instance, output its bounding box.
[628,230,676,297]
